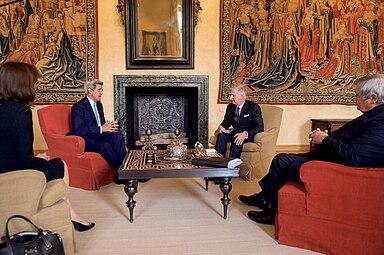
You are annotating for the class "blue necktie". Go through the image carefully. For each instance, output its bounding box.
[93,102,101,127]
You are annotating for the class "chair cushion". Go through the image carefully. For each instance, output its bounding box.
[39,179,69,208]
[278,182,306,216]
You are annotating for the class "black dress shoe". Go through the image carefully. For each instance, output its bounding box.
[238,193,267,209]
[247,209,275,225]
[72,221,95,232]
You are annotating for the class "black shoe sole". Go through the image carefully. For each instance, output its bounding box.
[238,195,267,209]
[247,211,275,225]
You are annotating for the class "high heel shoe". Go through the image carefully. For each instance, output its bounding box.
[71,221,95,232]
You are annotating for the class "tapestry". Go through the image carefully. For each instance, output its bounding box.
[0,0,96,103]
[220,0,384,104]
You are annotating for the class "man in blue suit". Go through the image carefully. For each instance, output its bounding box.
[70,79,126,169]
[215,85,264,158]
[239,74,384,225]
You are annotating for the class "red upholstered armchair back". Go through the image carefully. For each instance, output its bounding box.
[37,104,116,190]
[38,104,72,136]
[276,160,384,255]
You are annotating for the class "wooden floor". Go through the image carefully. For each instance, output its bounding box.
[69,178,321,255]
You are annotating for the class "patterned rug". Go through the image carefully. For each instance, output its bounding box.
[219,0,384,104]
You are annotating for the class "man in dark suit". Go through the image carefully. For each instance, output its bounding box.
[215,85,264,158]
[70,79,126,169]
[239,74,384,225]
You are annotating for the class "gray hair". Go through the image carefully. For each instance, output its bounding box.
[355,74,384,104]
[231,85,247,97]
[84,79,103,94]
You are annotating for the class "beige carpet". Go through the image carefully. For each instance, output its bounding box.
[68,178,321,255]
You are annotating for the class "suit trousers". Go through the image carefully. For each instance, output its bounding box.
[85,133,126,169]
[215,132,253,158]
[258,153,313,210]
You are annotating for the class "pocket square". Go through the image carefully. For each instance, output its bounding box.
[244,114,250,117]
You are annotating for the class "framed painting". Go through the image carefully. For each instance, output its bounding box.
[219,0,384,104]
[141,31,167,56]
[0,0,97,104]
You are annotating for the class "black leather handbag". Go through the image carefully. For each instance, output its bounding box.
[0,215,65,255]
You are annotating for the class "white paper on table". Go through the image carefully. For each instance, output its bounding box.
[227,158,243,168]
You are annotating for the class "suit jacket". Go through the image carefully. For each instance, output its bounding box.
[0,100,47,173]
[310,104,384,167]
[220,100,264,138]
[70,97,106,142]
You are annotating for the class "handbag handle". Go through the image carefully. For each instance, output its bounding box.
[5,215,43,238]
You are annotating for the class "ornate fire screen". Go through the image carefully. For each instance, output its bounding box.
[114,75,209,148]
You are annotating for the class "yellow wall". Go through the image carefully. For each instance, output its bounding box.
[32,0,361,150]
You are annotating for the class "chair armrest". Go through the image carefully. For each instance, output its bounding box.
[253,127,279,151]
[44,134,86,157]
[300,160,384,228]
[209,130,219,147]
[39,179,69,208]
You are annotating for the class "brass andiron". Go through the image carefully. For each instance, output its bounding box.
[174,122,181,140]
[142,123,157,150]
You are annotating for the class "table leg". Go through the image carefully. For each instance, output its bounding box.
[204,177,209,191]
[219,177,232,219]
[124,179,138,223]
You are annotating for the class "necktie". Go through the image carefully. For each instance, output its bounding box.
[93,102,101,127]
[234,106,240,123]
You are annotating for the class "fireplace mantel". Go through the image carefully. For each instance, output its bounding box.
[114,75,209,148]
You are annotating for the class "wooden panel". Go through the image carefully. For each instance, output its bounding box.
[310,119,352,151]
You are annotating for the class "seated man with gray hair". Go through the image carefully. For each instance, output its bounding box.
[239,74,384,225]
[70,79,126,171]
[215,85,264,158]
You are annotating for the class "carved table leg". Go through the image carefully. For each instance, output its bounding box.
[124,179,138,223]
[219,177,232,219]
[204,177,209,191]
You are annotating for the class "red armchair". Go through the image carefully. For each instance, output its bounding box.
[37,104,116,190]
[276,160,384,255]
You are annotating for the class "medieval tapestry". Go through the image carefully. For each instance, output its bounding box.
[220,0,384,104]
[0,0,96,103]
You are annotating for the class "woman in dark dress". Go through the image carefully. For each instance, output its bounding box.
[0,61,94,232]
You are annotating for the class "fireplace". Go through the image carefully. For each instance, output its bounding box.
[114,75,209,149]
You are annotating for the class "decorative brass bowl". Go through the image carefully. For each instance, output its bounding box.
[167,140,187,159]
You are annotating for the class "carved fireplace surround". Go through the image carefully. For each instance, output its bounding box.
[114,75,209,149]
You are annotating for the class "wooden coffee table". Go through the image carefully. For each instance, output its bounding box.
[118,150,239,223]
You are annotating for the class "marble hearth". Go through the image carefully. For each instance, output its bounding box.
[113,75,209,149]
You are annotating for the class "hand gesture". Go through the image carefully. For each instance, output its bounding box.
[36,152,49,160]
[309,128,329,145]
[217,125,227,134]
[234,131,247,145]
[102,120,119,133]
